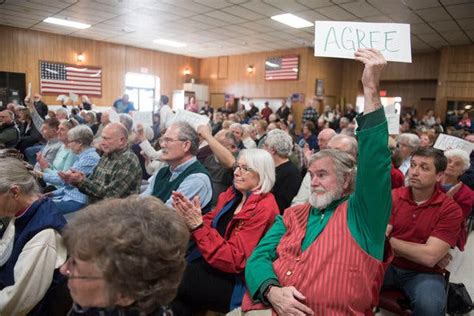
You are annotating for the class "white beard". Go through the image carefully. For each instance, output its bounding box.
[309,187,343,209]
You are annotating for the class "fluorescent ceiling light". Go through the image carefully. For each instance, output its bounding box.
[43,17,91,29]
[153,39,187,48]
[271,13,313,28]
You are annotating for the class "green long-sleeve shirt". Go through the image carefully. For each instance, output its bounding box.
[245,107,392,302]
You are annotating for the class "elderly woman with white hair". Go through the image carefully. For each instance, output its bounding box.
[171,148,279,315]
[440,148,474,250]
[52,125,100,214]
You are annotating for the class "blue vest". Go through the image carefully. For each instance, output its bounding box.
[0,198,66,315]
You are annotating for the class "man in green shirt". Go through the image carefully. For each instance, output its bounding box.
[243,49,392,315]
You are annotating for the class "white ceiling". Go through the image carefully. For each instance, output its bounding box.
[1,0,473,58]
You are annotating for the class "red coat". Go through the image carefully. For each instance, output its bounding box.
[192,187,279,274]
[391,164,404,189]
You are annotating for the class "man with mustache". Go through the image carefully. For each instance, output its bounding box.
[384,148,463,315]
[141,121,213,213]
[242,48,393,315]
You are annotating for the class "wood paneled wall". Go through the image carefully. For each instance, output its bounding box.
[436,45,474,120]
[0,26,200,107]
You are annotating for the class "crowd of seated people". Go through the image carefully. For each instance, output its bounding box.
[0,49,473,315]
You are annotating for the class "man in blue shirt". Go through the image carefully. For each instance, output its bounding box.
[113,94,135,113]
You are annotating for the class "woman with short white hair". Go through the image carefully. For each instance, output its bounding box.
[171,148,279,314]
[440,148,474,250]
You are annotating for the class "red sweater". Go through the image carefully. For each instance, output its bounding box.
[192,187,279,274]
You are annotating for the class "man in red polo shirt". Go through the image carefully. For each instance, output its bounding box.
[385,147,463,316]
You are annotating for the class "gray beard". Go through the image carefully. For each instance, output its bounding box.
[309,187,343,209]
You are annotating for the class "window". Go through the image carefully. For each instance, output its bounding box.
[124,72,160,112]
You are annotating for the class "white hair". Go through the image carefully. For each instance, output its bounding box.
[397,133,420,149]
[444,149,470,172]
[265,129,293,157]
[238,148,275,194]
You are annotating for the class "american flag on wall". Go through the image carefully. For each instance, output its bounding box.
[40,61,102,96]
[265,55,299,80]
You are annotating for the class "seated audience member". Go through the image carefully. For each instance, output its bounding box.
[230,122,245,149]
[52,125,100,214]
[113,94,135,113]
[198,125,238,204]
[142,121,213,212]
[171,148,279,315]
[460,134,474,189]
[59,122,142,203]
[337,116,350,133]
[70,108,85,124]
[84,111,99,135]
[317,127,337,151]
[255,120,268,148]
[35,119,78,189]
[264,129,302,213]
[118,113,134,141]
[419,131,436,148]
[0,158,66,315]
[0,110,20,148]
[301,100,318,126]
[396,133,420,176]
[385,148,463,315]
[297,121,318,151]
[32,118,62,169]
[55,108,69,120]
[60,195,189,315]
[241,124,257,149]
[17,108,44,154]
[440,149,474,250]
[94,109,110,140]
[243,49,392,315]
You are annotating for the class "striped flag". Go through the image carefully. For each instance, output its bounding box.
[40,61,102,96]
[265,55,299,80]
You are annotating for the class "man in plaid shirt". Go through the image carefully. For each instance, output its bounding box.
[60,122,141,204]
[301,101,318,126]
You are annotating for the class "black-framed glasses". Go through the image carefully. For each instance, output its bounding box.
[232,163,255,174]
[63,257,104,281]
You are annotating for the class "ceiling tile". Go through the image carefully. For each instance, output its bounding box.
[297,9,330,22]
[415,7,452,22]
[457,17,474,31]
[316,5,357,20]
[339,2,381,18]
[240,0,285,17]
[363,15,394,23]
[366,0,408,15]
[440,0,472,4]
[430,20,462,32]
[261,0,308,13]
[193,0,231,10]
[243,21,275,32]
[295,0,333,9]
[418,32,448,43]
[205,10,247,23]
[445,3,474,19]
[411,22,436,35]
[404,0,441,10]
[389,11,424,24]
[221,5,265,20]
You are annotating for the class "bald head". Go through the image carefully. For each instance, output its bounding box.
[317,128,336,150]
[328,134,358,159]
[100,122,129,154]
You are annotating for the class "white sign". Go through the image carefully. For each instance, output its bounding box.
[172,109,209,130]
[69,92,79,103]
[27,82,32,98]
[314,21,412,63]
[434,134,474,154]
[386,114,400,135]
[132,111,153,127]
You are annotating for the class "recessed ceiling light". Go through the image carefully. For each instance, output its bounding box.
[153,39,187,48]
[271,13,313,29]
[43,17,91,29]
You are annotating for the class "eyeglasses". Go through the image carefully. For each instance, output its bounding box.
[232,163,255,174]
[159,137,185,145]
[63,257,104,281]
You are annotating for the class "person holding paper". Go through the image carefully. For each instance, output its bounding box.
[242,48,393,315]
[141,121,213,213]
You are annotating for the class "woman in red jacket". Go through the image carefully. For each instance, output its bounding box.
[171,148,279,315]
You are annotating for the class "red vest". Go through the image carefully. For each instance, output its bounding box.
[243,202,392,315]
